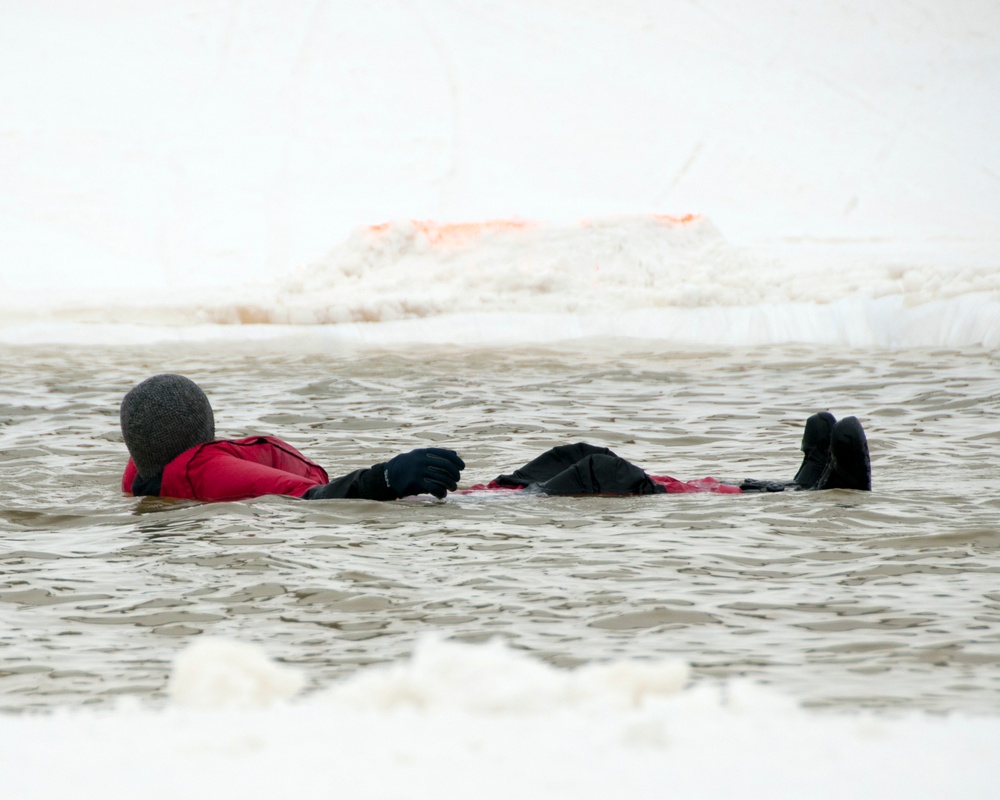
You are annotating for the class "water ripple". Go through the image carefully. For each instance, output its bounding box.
[0,343,998,712]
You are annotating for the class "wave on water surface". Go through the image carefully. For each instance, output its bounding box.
[4,215,999,347]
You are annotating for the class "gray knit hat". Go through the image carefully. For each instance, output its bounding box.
[120,374,215,477]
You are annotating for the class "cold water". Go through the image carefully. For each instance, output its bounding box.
[1,341,998,715]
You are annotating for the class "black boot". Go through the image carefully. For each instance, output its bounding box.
[812,416,871,491]
[740,411,836,492]
[792,411,837,489]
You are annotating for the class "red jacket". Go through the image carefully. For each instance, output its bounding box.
[122,436,328,502]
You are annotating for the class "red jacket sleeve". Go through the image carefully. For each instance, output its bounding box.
[153,437,329,502]
[183,450,323,501]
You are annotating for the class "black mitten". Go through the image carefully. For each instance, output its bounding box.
[385,448,465,499]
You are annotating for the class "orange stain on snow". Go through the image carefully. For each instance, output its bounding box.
[366,219,535,247]
[578,213,702,228]
[652,213,702,225]
[365,214,700,246]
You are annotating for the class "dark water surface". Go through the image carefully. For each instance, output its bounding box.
[1,341,998,713]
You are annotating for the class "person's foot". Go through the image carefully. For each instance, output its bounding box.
[792,411,837,489]
[812,416,871,491]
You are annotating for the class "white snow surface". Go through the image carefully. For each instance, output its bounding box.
[1,0,998,346]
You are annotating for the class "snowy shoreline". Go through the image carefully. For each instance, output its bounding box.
[4,637,997,800]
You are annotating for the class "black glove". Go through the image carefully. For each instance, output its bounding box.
[385,448,465,499]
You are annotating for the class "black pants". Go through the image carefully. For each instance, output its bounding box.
[493,443,665,496]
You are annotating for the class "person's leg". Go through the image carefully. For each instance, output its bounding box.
[740,412,871,493]
[792,411,836,488]
[812,416,871,491]
[536,453,665,496]
[493,443,616,487]
[493,443,665,495]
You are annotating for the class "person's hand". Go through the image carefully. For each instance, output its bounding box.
[385,448,465,499]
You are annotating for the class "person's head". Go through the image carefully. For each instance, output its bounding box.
[120,374,215,477]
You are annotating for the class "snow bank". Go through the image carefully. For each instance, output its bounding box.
[2,215,997,347]
[1,1,998,347]
[1,636,996,800]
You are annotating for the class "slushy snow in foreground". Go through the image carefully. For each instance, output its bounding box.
[1,637,996,800]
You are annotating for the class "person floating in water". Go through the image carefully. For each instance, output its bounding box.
[120,373,465,502]
[119,374,870,503]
